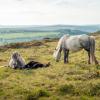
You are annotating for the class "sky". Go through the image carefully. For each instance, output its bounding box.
[0,0,100,25]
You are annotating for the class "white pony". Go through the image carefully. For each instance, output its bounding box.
[53,34,98,64]
[9,51,26,69]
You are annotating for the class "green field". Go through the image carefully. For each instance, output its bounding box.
[0,34,100,100]
[0,32,59,39]
[0,32,60,45]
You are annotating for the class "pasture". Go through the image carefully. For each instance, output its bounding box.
[0,32,59,45]
[0,35,100,100]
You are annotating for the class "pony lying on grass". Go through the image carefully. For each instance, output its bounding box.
[9,52,50,69]
[53,34,98,65]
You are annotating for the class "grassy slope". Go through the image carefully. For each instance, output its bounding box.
[0,35,100,100]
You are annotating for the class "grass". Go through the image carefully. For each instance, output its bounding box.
[0,35,100,100]
[0,32,59,45]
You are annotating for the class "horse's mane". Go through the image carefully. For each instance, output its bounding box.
[56,34,70,49]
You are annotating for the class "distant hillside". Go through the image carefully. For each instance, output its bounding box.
[91,31,100,36]
[0,24,100,34]
[0,25,100,45]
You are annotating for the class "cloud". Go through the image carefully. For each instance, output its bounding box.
[16,0,23,1]
[48,0,100,8]
[0,0,100,25]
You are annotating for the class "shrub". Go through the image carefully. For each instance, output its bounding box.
[89,83,100,96]
[25,88,50,100]
[58,84,74,95]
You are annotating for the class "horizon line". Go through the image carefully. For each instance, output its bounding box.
[0,24,100,26]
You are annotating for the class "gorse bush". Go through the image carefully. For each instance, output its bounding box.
[25,88,50,100]
[58,84,74,95]
[57,83,100,96]
[89,83,100,96]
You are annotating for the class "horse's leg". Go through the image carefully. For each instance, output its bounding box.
[66,50,69,63]
[83,40,98,64]
[63,49,69,63]
[88,51,90,64]
[81,41,91,64]
[83,47,91,64]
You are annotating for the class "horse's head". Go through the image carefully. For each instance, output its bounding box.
[12,51,20,61]
[11,51,25,67]
[53,48,61,62]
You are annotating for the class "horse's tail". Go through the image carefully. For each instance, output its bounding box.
[89,36,95,54]
[89,36,98,64]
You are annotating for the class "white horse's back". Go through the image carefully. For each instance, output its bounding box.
[66,35,82,51]
[65,34,90,52]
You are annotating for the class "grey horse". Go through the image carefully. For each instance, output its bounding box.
[9,51,50,69]
[53,34,98,64]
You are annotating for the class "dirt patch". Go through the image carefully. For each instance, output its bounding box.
[0,41,46,50]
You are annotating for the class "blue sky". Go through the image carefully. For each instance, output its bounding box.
[0,0,100,25]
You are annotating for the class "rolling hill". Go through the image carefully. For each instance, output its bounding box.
[0,24,100,33]
[0,25,100,45]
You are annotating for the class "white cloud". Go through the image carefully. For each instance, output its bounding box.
[0,0,100,25]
